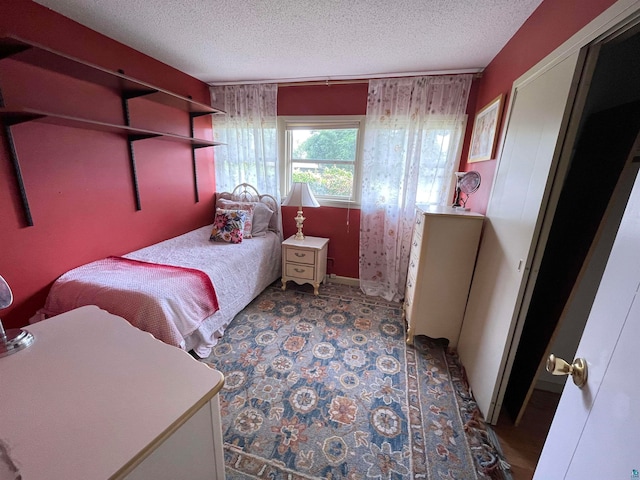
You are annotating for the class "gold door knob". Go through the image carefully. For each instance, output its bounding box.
[546,354,588,388]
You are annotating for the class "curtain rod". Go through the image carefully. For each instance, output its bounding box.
[208,68,483,86]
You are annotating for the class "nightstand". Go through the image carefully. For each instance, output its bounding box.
[281,235,329,295]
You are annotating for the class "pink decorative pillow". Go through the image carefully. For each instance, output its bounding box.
[210,209,247,244]
[215,199,254,238]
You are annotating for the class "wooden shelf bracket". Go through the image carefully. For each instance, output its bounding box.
[0,34,226,224]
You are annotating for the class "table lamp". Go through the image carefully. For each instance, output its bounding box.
[0,274,34,357]
[282,182,320,240]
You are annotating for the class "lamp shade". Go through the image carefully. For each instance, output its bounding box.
[282,182,320,208]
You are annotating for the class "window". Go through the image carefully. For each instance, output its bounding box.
[414,120,467,205]
[279,116,364,207]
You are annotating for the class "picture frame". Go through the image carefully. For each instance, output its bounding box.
[468,94,504,163]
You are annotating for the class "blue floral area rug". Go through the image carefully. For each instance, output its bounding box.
[204,283,510,479]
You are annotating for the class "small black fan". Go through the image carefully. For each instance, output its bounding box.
[452,171,481,210]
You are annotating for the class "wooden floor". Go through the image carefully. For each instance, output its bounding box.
[492,389,561,480]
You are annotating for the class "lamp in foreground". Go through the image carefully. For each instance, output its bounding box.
[282,182,320,240]
[0,274,34,358]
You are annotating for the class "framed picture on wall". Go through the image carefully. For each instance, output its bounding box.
[468,94,504,163]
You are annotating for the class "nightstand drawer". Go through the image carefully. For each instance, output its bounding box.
[285,263,315,280]
[286,248,316,265]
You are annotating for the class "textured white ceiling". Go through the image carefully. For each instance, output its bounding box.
[33,0,543,84]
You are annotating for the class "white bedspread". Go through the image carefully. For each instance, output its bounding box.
[126,226,281,357]
[43,225,281,358]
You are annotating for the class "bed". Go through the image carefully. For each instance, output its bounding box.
[39,184,282,358]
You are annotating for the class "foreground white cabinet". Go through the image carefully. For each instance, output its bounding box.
[0,306,225,480]
[404,205,484,347]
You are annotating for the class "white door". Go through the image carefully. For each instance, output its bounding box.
[456,51,580,423]
[534,155,640,479]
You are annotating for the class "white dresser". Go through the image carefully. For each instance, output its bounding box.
[404,205,484,348]
[0,306,225,480]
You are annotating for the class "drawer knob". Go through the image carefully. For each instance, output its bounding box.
[294,268,305,273]
[294,252,306,257]
[413,241,418,247]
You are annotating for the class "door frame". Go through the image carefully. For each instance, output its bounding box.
[511,19,640,424]
[481,0,640,423]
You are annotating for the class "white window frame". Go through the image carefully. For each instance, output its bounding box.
[278,115,365,208]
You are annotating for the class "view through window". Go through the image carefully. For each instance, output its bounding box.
[281,117,363,206]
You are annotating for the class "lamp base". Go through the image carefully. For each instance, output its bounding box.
[294,208,306,241]
[0,328,35,358]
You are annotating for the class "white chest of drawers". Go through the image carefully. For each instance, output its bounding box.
[405,205,484,348]
[281,235,329,295]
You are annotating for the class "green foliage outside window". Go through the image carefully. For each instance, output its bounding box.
[293,129,357,161]
[291,129,357,198]
[292,165,353,197]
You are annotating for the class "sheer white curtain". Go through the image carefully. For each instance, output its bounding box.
[210,84,279,197]
[359,75,472,301]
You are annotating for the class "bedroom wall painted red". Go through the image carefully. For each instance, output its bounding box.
[278,83,369,116]
[280,205,360,278]
[0,1,216,328]
[459,0,618,214]
[278,84,367,279]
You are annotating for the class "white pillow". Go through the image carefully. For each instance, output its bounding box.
[251,202,274,237]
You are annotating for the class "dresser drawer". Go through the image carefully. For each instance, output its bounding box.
[411,232,422,254]
[285,263,315,280]
[405,277,416,310]
[286,248,316,265]
[408,241,421,278]
[413,213,425,240]
[404,300,414,323]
